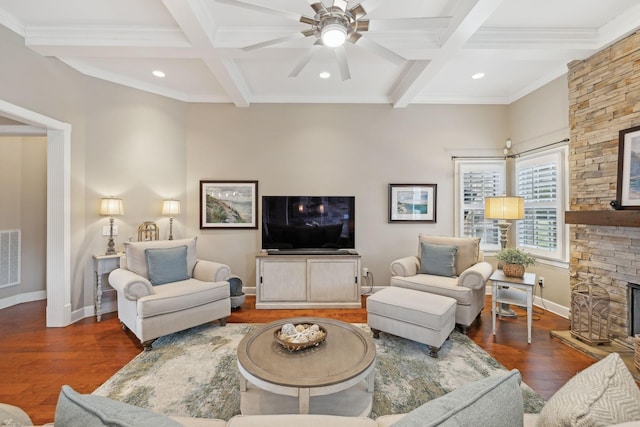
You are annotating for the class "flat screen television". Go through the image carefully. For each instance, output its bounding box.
[262,196,355,251]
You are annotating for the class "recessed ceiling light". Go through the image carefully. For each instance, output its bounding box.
[319,71,331,79]
[152,70,166,78]
[471,72,485,80]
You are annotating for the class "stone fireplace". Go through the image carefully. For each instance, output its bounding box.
[567,29,640,348]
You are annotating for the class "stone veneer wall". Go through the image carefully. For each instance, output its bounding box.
[568,30,640,346]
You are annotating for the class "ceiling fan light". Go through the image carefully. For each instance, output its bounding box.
[321,24,347,47]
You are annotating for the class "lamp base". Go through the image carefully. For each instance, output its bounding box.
[105,237,116,255]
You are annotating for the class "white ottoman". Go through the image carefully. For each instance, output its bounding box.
[367,287,456,358]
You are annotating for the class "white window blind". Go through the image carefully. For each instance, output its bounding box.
[515,148,567,261]
[455,161,506,251]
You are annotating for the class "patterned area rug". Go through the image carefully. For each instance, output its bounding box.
[93,322,545,420]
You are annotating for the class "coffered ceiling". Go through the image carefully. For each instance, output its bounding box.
[1,0,639,107]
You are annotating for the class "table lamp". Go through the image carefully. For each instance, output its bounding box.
[162,199,181,240]
[484,196,524,249]
[484,196,524,318]
[99,197,124,255]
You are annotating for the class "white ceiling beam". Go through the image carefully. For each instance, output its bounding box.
[390,0,505,108]
[162,0,250,107]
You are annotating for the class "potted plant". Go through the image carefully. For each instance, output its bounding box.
[495,247,536,278]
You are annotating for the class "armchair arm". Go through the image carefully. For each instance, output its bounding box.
[108,268,154,301]
[390,256,420,277]
[193,260,231,282]
[457,261,493,290]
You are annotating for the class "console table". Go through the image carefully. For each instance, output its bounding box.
[255,253,361,309]
[491,269,536,344]
[93,253,121,321]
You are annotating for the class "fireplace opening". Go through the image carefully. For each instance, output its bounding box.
[628,283,640,337]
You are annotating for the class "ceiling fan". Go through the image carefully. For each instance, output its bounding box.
[216,0,451,80]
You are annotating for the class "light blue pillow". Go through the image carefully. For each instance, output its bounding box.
[145,245,189,286]
[419,242,457,277]
[390,370,524,427]
[54,385,181,427]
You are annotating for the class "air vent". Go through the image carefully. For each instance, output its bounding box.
[0,229,21,288]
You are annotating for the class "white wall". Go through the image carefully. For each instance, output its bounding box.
[506,75,571,310]
[186,103,508,287]
[0,136,46,302]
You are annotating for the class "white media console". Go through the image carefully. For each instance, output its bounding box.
[255,252,362,309]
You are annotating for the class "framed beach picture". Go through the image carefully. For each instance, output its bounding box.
[389,184,437,223]
[616,126,640,209]
[200,180,258,229]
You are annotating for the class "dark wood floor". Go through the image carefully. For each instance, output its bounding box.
[0,295,597,425]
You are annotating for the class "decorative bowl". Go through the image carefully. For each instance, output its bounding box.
[274,323,327,352]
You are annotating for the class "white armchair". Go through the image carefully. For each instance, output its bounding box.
[390,234,493,333]
[109,237,231,350]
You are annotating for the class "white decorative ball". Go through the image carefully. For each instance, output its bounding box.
[281,323,296,336]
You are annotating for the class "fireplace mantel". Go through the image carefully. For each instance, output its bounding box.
[565,210,640,227]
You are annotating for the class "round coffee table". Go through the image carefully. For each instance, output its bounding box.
[237,317,376,416]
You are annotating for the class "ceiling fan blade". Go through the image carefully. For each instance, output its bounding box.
[216,0,304,23]
[368,17,452,31]
[353,35,404,66]
[349,4,367,20]
[242,32,306,51]
[334,45,351,81]
[308,2,328,14]
[289,45,321,77]
[332,0,348,12]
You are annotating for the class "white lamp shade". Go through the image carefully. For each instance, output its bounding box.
[162,199,181,216]
[99,197,124,216]
[484,196,524,220]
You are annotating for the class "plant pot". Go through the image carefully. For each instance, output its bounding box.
[503,264,525,278]
[230,293,246,310]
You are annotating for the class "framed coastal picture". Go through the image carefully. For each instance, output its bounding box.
[389,184,437,223]
[200,180,258,229]
[616,125,640,209]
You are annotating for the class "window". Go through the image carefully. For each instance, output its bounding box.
[455,160,506,251]
[515,147,567,262]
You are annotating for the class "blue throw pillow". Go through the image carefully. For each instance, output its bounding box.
[390,370,524,427]
[419,242,457,277]
[54,385,181,427]
[145,245,189,286]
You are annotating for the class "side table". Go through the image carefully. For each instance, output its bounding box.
[93,253,122,322]
[491,270,536,344]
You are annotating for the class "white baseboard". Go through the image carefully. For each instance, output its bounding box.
[0,290,46,310]
[73,299,118,324]
[533,295,568,319]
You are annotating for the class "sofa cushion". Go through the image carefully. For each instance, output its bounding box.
[125,237,197,280]
[54,385,180,427]
[536,352,640,427]
[146,245,189,286]
[390,275,473,305]
[419,242,457,277]
[0,403,33,426]
[137,279,230,318]
[389,369,523,427]
[418,235,480,276]
[228,414,377,427]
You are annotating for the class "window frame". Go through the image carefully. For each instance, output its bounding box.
[454,159,506,252]
[515,146,569,263]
